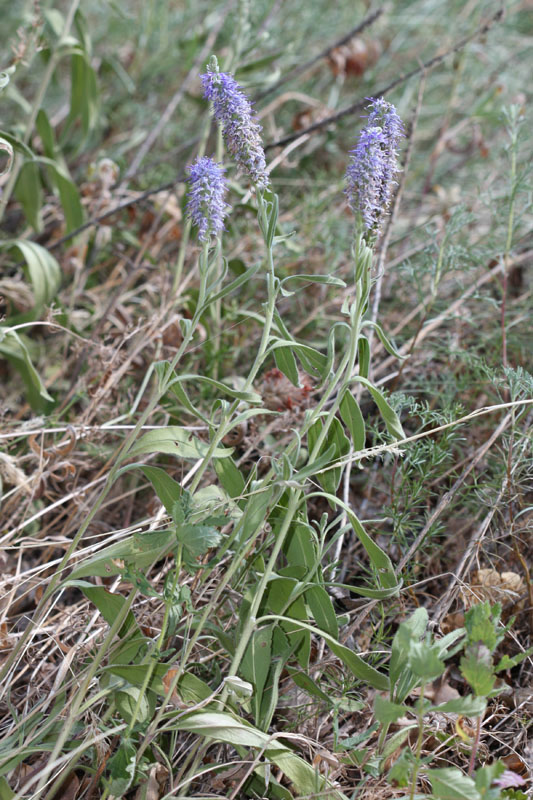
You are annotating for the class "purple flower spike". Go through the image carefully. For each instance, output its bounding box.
[186,156,230,242]
[202,66,269,190]
[345,97,404,234]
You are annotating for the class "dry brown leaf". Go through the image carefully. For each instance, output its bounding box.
[133,764,169,800]
[461,568,526,615]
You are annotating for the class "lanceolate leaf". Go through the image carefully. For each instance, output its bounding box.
[351,376,405,440]
[124,426,233,462]
[177,711,347,799]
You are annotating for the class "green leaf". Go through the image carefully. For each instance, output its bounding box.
[214,457,245,503]
[274,344,300,387]
[362,320,406,360]
[352,376,405,440]
[165,372,261,404]
[115,685,156,724]
[339,389,366,450]
[432,695,486,716]
[305,585,338,638]
[175,522,221,560]
[460,644,495,696]
[0,328,53,410]
[358,336,370,378]
[67,51,99,137]
[2,239,61,310]
[374,694,408,725]
[14,161,42,231]
[280,273,346,289]
[178,711,346,799]
[76,584,139,639]
[105,739,137,797]
[408,641,445,681]
[0,777,15,799]
[388,749,413,787]
[104,663,169,695]
[67,529,176,579]
[40,156,84,232]
[241,625,273,722]
[122,464,181,516]
[125,426,233,462]
[428,767,481,800]
[495,646,533,673]
[464,602,503,651]
[0,130,34,159]
[307,417,350,497]
[286,667,332,704]
[328,637,389,691]
[390,608,428,699]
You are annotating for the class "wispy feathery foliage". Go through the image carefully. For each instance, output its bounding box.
[202,64,269,190]
[345,96,404,234]
[186,156,229,241]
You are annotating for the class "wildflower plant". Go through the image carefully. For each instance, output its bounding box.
[3,13,530,796]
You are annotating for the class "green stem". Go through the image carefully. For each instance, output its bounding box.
[409,681,427,800]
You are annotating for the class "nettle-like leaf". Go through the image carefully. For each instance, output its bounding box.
[428,767,481,800]
[464,602,504,652]
[460,643,495,696]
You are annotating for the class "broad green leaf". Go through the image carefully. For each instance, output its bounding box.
[67,52,99,137]
[305,585,338,638]
[408,641,445,680]
[67,529,176,580]
[117,461,184,516]
[0,328,53,410]
[0,776,16,799]
[328,637,389,691]
[460,644,495,696]
[284,522,317,572]
[274,344,299,387]
[388,749,413,786]
[339,389,366,450]
[352,376,405,440]
[390,608,428,698]
[214,457,245,503]
[125,426,233,462]
[464,602,503,651]
[175,522,221,559]
[241,625,273,721]
[106,739,137,797]
[428,767,481,800]
[104,663,169,695]
[75,584,138,639]
[307,417,350,497]
[115,685,156,724]
[431,695,486,716]
[374,694,408,725]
